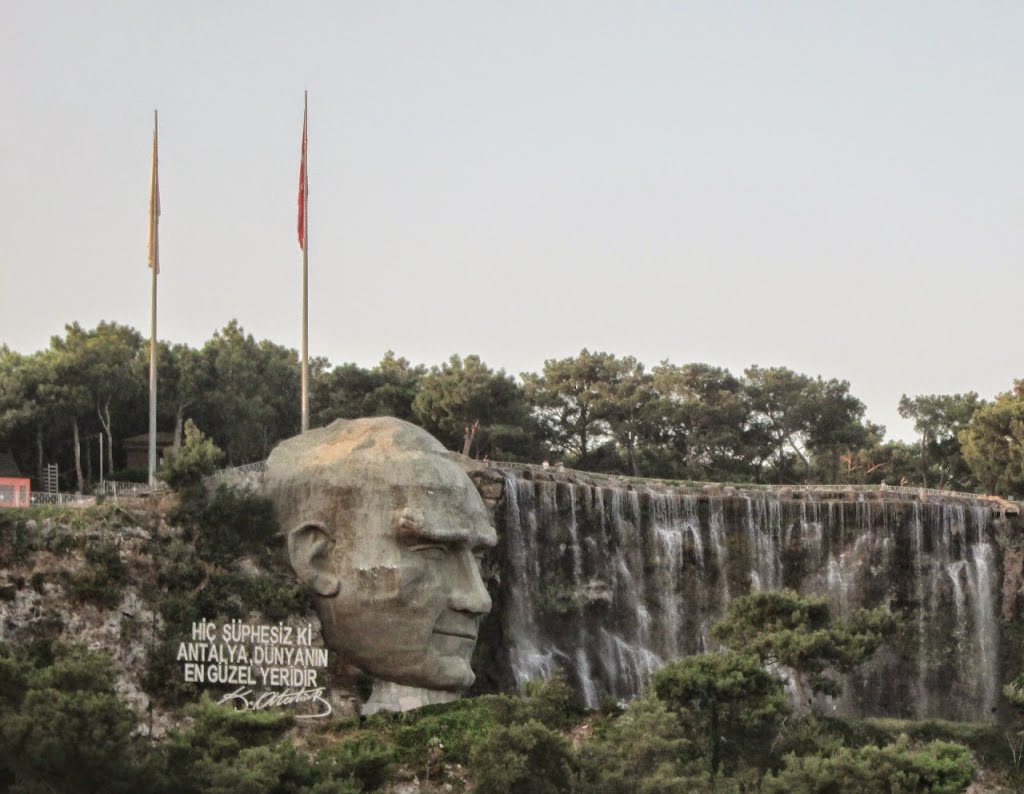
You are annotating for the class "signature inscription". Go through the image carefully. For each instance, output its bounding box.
[217,686,332,719]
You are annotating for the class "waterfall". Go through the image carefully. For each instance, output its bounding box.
[967,539,998,715]
[745,495,783,592]
[912,502,928,716]
[496,473,1001,721]
[708,497,730,609]
[501,475,555,686]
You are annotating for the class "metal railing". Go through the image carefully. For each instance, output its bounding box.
[14,458,1008,510]
[28,492,95,507]
[488,461,997,504]
[757,482,986,501]
[17,462,269,508]
[95,480,168,498]
[209,461,268,479]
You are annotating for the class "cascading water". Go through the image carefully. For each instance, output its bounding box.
[501,475,556,686]
[492,471,1001,720]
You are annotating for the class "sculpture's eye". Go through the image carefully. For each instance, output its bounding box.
[408,544,448,560]
[473,550,486,565]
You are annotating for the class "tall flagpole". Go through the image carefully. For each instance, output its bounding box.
[148,110,160,485]
[300,91,310,432]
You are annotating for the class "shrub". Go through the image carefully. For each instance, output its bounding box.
[146,698,296,793]
[653,651,788,775]
[523,671,583,731]
[711,589,898,698]
[387,696,504,766]
[762,737,974,793]
[578,694,704,794]
[195,485,277,564]
[168,483,277,565]
[197,571,312,623]
[153,539,205,592]
[0,517,35,566]
[143,699,391,794]
[143,632,199,708]
[0,641,141,793]
[157,420,223,491]
[469,719,575,794]
[317,734,394,790]
[67,537,127,608]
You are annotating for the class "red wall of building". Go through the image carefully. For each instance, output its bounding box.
[0,477,30,507]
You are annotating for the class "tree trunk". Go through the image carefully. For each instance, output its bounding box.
[35,426,44,483]
[462,419,479,457]
[709,706,721,775]
[86,435,93,485]
[97,399,114,473]
[785,433,811,477]
[104,405,114,473]
[174,405,185,448]
[72,419,84,494]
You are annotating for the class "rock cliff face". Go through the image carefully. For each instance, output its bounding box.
[3,474,1020,725]
[482,470,1013,722]
[0,514,167,731]
[0,505,340,734]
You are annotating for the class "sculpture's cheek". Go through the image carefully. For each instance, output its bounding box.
[395,570,451,629]
[350,565,401,602]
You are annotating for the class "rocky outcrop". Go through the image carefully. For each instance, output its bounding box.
[0,507,336,734]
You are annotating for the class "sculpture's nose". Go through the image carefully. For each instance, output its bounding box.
[448,549,492,616]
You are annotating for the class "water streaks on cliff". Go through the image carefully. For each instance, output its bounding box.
[495,473,999,720]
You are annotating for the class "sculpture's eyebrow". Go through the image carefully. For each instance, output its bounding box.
[397,515,496,548]
[408,526,496,548]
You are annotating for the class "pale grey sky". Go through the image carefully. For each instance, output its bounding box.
[3,2,1022,441]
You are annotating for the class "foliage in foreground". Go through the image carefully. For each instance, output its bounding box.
[470,719,575,794]
[653,650,790,776]
[0,640,142,793]
[762,737,973,794]
[576,694,705,793]
[0,637,987,794]
[0,578,984,794]
[711,589,899,697]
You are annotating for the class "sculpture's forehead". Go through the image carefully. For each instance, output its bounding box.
[265,418,496,544]
[293,417,449,465]
[310,430,427,464]
[397,482,492,517]
[304,453,490,513]
[309,455,469,491]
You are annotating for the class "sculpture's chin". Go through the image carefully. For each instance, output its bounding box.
[385,654,476,692]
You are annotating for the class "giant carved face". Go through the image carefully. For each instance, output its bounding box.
[265,418,497,690]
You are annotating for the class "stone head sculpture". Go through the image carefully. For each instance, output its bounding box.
[265,417,497,691]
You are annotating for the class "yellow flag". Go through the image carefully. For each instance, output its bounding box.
[148,111,160,274]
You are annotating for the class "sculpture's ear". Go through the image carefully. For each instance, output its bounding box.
[287,522,340,597]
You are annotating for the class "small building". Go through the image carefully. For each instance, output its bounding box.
[0,452,31,507]
[122,433,175,470]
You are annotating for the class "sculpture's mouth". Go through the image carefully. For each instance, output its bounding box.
[433,613,480,643]
[433,628,477,641]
